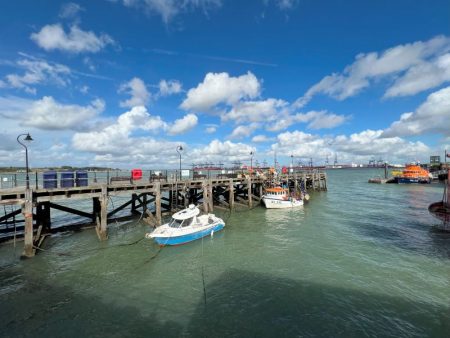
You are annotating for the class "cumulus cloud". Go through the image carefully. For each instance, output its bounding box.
[120,0,222,24]
[221,98,288,124]
[119,77,151,108]
[1,58,71,94]
[31,24,114,53]
[167,113,198,135]
[252,134,273,143]
[295,35,450,107]
[59,3,84,19]
[190,139,255,164]
[266,110,349,131]
[205,126,217,134]
[382,86,450,137]
[181,72,261,111]
[0,95,104,130]
[228,123,259,140]
[158,79,182,96]
[273,129,430,164]
[72,106,168,155]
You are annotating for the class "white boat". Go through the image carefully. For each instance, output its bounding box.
[262,187,304,209]
[146,204,225,246]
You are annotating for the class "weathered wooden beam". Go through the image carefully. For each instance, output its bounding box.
[49,202,92,219]
[0,208,21,223]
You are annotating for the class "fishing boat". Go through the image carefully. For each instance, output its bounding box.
[397,163,432,184]
[262,187,303,209]
[146,204,225,246]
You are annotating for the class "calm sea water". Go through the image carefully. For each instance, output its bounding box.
[0,168,449,337]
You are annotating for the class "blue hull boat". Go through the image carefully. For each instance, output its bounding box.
[146,204,225,246]
[153,222,225,246]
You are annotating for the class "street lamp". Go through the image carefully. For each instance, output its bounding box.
[17,133,33,189]
[250,151,254,175]
[176,145,183,180]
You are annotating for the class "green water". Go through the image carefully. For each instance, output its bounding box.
[1,169,449,337]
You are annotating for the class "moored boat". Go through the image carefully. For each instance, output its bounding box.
[397,163,432,184]
[146,204,225,246]
[262,187,303,209]
[428,172,450,228]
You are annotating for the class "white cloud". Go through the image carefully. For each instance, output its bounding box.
[72,106,168,155]
[59,3,84,19]
[205,126,217,134]
[384,53,450,97]
[382,86,450,137]
[228,123,259,140]
[190,139,255,164]
[119,77,151,108]
[276,0,299,10]
[266,110,349,131]
[120,0,222,24]
[2,58,71,94]
[252,134,273,143]
[31,24,114,53]
[273,129,430,164]
[181,72,261,111]
[167,113,198,135]
[295,35,450,107]
[221,98,288,124]
[0,95,104,130]
[158,79,182,96]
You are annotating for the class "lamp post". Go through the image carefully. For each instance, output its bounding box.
[176,145,183,180]
[250,151,254,175]
[17,133,33,189]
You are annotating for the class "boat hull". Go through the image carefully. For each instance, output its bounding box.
[428,201,450,225]
[398,177,430,184]
[262,197,303,209]
[151,222,225,246]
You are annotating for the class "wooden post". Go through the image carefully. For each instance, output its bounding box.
[202,181,209,213]
[22,188,34,258]
[131,193,137,214]
[96,184,108,241]
[259,183,263,199]
[208,181,214,212]
[92,197,100,223]
[229,179,234,210]
[155,182,161,225]
[247,177,252,208]
[294,174,298,192]
[142,193,147,214]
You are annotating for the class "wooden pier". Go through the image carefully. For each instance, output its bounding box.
[0,171,327,258]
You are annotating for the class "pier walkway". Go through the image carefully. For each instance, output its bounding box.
[0,170,327,258]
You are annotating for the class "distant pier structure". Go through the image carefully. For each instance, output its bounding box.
[0,168,327,258]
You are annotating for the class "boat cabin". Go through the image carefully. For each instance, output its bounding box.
[169,204,200,228]
[265,187,289,196]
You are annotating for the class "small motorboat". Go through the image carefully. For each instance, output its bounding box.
[397,163,432,184]
[262,187,304,209]
[146,204,225,246]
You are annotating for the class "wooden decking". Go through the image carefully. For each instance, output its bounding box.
[0,172,327,258]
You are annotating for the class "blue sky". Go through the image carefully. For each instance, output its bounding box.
[0,0,449,168]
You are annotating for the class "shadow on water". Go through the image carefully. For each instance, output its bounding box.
[0,269,183,338]
[187,269,449,338]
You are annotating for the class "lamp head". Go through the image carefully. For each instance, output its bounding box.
[177,145,183,151]
[24,133,33,142]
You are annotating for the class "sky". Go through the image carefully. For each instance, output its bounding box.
[0,0,449,169]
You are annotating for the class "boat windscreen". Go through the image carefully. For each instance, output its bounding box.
[169,218,183,228]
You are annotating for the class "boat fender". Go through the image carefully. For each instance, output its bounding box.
[211,230,214,238]
[145,233,152,239]
[185,192,190,199]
